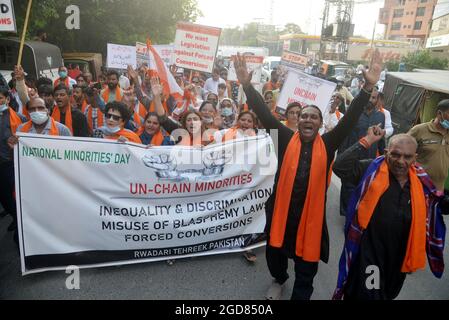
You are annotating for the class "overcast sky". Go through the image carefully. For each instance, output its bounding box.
[196,0,385,38]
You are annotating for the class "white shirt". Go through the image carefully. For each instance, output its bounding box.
[203,77,227,97]
[380,107,394,138]
[320,110,344,135]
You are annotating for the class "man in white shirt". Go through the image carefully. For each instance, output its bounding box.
[203,68,227,98]
[376,91,393,138]
[320,92,344,135]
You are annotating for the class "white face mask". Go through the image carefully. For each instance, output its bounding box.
[0,103,8,113]
[30,111,49,125]
[101,125,121,135]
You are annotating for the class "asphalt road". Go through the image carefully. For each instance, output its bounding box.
[0,176,448,300]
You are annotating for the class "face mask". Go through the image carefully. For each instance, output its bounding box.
[221,108,233,117]
[0,103,8,112]
[202,116,214,124]
[59,71,67,78]
[30,111,49,125]
[101,125,121,136]
[440,112,449,129]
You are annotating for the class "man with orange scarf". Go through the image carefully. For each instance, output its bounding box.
[233,50,383,300]
[332,129,447,300]
[100,70,123,104]
[52,84,89,137]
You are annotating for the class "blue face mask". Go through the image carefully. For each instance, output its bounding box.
[0,103,8,113]
[221,107,233,117]
[59,71,67,79]
[441,118,449,130]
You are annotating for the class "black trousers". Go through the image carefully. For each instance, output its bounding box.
[339,182,355,218]
[266,245,318,300]
[0,161,17,223]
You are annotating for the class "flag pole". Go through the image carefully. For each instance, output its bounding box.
[17,0,33,66]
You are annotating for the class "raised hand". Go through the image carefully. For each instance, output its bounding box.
[150,77,163,97]
[364,124,386,146]
[363,49,383,89]
[14,65,25,81]
[127,65,139,82]
[232,53,253,86]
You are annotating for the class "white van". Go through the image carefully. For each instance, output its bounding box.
[263,56,281,74]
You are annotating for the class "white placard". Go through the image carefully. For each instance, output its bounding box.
[15,134,277,274]
[228,55,264,84]
[107,43,137,70]
[136,42,174,66]
[276,70,337,114]
[0,0,16,32]
[173,22,221,73]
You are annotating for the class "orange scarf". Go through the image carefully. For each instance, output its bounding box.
[51,105,73,134]
[177,132,203,146]
[150,130,165,146]
[54,77,69,88]
[19,118,60,135]
[137,128,165,146]
[8,108,23,135]
[357,161,427,273]
[102,87,122,103]
[222,126,256,142]
[135,102,147,119]
[80,100,88,113]
[335,109,341,120]
[86,106,104,132]
[106,129,142,144]
[133,113,143,130]
[269,132,328,262]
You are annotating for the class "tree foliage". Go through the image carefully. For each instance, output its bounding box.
[385,50,448,71]
[11,0,201,55]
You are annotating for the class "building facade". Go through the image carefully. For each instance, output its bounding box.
[426,1,449,57]
[379,0,438,41]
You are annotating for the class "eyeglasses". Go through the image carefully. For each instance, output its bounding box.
[106,113,122,121]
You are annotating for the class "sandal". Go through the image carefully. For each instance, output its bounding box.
[243,250,257,262]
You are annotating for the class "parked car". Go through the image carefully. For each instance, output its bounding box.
[0,37,63,83]
[63,52,103,82]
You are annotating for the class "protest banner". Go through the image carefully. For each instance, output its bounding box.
[276,69,336,114]
[228,55,263,84]
[280,50,309,71]
[107,43,136,70]
[173,22,221,73]
[0,0,17,32]
[136,42,174,67]
[15,134,277,274]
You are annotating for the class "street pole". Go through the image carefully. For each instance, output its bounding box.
[17,0,33,66]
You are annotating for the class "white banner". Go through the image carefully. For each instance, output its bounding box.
[276,70,336,115]
[107,43,137,70]
[228,55,263,84]
[0,0,16,32]
[174,22,221,73]
[136,42,174,67]
[15,134,276,274]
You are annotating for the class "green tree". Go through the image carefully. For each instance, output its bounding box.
[281,23,302,35]
[11,0,201,55]
[386,50,448,71]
